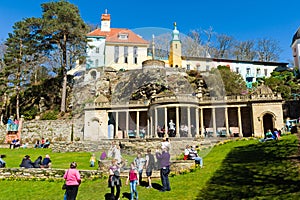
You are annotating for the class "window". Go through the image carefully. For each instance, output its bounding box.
[96,47,99,53]
[206,65,209,71]
[95,59,99,67]
[246,68,250,75]
[134,57,138,64]
[256,68,261,75]
[235,67,239,73]
[264,69,268,76]
[124,46,128,63]
[187,64,190,70]
[118,33,128,40]
[114,46,119,63]
[175,44,178,49]
[133,46,138,64]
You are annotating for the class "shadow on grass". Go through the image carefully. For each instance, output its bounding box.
[197,137,300,200]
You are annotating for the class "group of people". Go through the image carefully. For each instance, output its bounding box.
[9,139,21,149]
[184,145,204,168]
[107,142,171,200]
[34,138,51,148]
[260,129,281,142]
[19,154,52,168]
[157,119,197,138]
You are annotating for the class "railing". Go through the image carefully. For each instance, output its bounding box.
[85,93,282,109]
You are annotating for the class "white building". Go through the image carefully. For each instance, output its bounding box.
[86,11,149,71]
[292,28,300,70]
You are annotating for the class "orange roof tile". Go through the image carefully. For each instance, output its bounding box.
[87,28,149,45]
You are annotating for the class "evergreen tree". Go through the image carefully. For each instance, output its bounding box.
[3,17,42,120]
[40,0,89,114]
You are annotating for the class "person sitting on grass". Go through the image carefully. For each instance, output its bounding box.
[0,155,6,168]
[20,155,34,168]
[43,139,50,148]
[42,154,52,168]
[33,156,43,168]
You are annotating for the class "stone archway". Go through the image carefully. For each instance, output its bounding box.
[263,113,274,134]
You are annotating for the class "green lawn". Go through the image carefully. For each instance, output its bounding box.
[1,135,300,200]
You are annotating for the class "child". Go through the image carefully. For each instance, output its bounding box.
[90,153,96,167]
[126,162,139,200]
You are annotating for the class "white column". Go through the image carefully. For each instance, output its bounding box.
[200,108,205,137]
[225,107,229,137]
[147,118,150,138]
[195,107,200,137]
[164,107,168,137]
[136,111,140,138]
[176,106,180,138]
[187,107,192,137]
[115,112,119,139]
[212,107,217,137]
[155,108,158,138]
[126,111,129,138]
[150,112,153,138]
[238,107,243,137]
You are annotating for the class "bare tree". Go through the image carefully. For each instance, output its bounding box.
[233,40,256,61]
[256,37,281,61]
[213,34,234,58]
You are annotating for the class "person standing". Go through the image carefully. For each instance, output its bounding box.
[108,159,122,200]
[64,162,81,200]
[145,148,155,189]
[156,147,171,192]
[89,153,96,167]
[126,162,139,200]
[134,152,145,185]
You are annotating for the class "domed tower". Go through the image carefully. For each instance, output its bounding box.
[169,22,182,68]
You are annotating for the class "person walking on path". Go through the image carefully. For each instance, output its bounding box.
[126,162,139,200]
[156,146,171,192]
[64,162,81,200]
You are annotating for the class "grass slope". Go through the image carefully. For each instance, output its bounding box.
[0,135,300,200]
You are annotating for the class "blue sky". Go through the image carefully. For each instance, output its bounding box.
[1,0,299,63]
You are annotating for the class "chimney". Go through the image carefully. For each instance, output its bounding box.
[101,9,111,32]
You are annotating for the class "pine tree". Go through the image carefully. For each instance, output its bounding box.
[40,0,89,114]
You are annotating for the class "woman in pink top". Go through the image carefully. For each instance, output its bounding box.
[64,162,81,200]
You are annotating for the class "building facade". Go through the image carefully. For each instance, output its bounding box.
[86,11,149,71]
[292,28,300,70]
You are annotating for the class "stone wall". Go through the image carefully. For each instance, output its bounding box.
[0,168,102,180]
[0,160,196,180]
[0,119,84,144]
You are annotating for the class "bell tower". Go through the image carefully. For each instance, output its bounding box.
[101,9,111,32]
[169,22,182,68]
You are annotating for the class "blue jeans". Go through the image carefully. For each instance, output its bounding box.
[130,180,138,200]
[160,167,171,191]
[194,157,203,167]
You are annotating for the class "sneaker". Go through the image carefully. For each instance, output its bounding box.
[146,186,152,189]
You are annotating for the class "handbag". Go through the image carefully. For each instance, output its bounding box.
[62,170,69,190]
[62,183,67,190]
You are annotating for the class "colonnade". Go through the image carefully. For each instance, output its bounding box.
[108,105,245,139]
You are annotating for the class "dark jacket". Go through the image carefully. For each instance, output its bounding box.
[33,157,42,168]
[20,158,34,168]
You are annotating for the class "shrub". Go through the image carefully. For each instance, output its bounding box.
[23,107,39,120]
[40,110,59,120]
